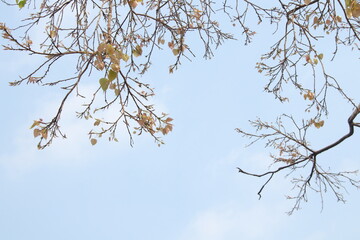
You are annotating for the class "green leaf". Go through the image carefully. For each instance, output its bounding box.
[345,0,352,8]
[99,77,109,91]
[17,0,26,8]
[108,69,117,81]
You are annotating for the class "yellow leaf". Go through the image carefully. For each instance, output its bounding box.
[108,69,117,81]
[106,44,115,55]
[121,53,129,62]
[314,120,324,129]
[94,119,101,126]
[132,45,142,57]
[172,48,180,56]
[317,53,323,60]
[110,63,120,72]
[33,129,41,138]
[50,30,57,38]
[41,129,48,140]
[30,120,40,129]
[90,138,97,145]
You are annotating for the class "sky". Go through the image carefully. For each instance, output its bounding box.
[1,2,360,240]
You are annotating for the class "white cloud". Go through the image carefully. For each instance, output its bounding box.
[178,202,285,240]
[0,84,105,177]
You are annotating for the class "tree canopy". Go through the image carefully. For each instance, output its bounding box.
[1,0,360,213]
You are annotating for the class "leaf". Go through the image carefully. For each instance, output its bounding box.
[165,117,173,123]
[97,43,107,53]
[132,45,142,57]
[94,119,101,126]
[345,0,352,8]
[313,16,319,25]
[305,55,312,64]
[304,0,311,5]
[99,78,109,91]
[106,44,115,55]
[121,53,129,62]
[317,53,323,60]
[109,83,116,90]
[50,30,57,38]
[168,41,175,49]
[17,0,26,8]
[94,58,105,70]
[41,129,48,140]
[90,138,97,145]
[33,128,41,138]
[108,69,117,81]
[314,120,325,129]
[30,120,40,129]
[110,63,120,72]
[128,0,138,8]
[172,48,180,56]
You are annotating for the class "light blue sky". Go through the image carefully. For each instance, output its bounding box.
[1,3,360,240]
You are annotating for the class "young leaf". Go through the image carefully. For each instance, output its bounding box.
[17,0,26,8]
[121,53,129,62]
[110,63,120,72]
[99,78,109,91]
[314,120,325,129]
[41,129,48,140]
[94,119,101,126]
[30,120,40,129]
[33,128,41,138]
[172,48,180,56]
[132,45,142,57]
[90,138,97,145]
[108,69,117,81]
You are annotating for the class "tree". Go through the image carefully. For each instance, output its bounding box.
[1,0,359,213]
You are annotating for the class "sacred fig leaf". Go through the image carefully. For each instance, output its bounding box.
[94,119,101,126]
[108,69,117,81]
[132,45,142,57]
[172,48,180,56]
[90,138,97,145]
[110,63,120,72]
[106,44,115,55]
[314,120,325,129]
[99,77,109,91]
[30,120,40,129]
[41,129,48,140]
[121,53,129,62]
[33,128,41,138]
[16,0,26,8]
[109,83,116,90]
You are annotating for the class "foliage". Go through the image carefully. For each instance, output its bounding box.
[1,0,360,213]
